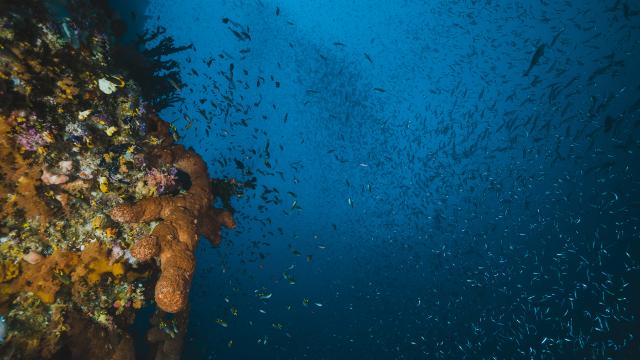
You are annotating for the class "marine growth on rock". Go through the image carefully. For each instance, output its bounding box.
[0,1,237,358]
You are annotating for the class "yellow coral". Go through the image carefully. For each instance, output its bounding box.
[0,259,20,282]
[0,241,24,283]
[98,176,109,193]
[2,243,132,306]
[92,215,105,229]
[56,77,79,102]
[86,259,124,284]
[105,227,117,239]
[34,290,55,304]
[105,126,118,136]
[103,152,114,163]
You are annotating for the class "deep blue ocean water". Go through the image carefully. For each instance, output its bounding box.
[112,0,639,358]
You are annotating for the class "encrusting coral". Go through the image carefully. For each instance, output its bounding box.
[0,113,52,229]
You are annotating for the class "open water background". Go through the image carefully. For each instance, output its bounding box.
[112,0,640,358]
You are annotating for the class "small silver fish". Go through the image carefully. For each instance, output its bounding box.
[0,316,6,344]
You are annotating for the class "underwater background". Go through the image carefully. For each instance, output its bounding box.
[113,0,639,358]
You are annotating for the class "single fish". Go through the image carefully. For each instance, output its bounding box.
[0,316,5,343]
[524,44,546,76]
[291,200,302,210]
[282,272,296,284]
[168,79,182,91]
[229,28,246,41]
[550,28,565,47]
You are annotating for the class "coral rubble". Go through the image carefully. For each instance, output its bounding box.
[0,0,235,357]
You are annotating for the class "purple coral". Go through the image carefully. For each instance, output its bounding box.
[145,167,178,194]
[16,128,48,151]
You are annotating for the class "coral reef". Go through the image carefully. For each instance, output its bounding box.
[109,116,236,313]
[0,0,236,358]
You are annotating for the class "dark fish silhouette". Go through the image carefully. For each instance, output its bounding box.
[604,115,615,133]
[524,44,545,76]
[550,28,565,47]
[229,28,245,40]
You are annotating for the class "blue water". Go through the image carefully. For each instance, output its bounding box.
[123,0,639,358]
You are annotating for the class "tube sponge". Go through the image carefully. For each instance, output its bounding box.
[109,117,235,313]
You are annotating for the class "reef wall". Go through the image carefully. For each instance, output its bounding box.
[0,0,234,358]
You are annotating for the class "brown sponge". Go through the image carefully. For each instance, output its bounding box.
[109,116,235,313]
